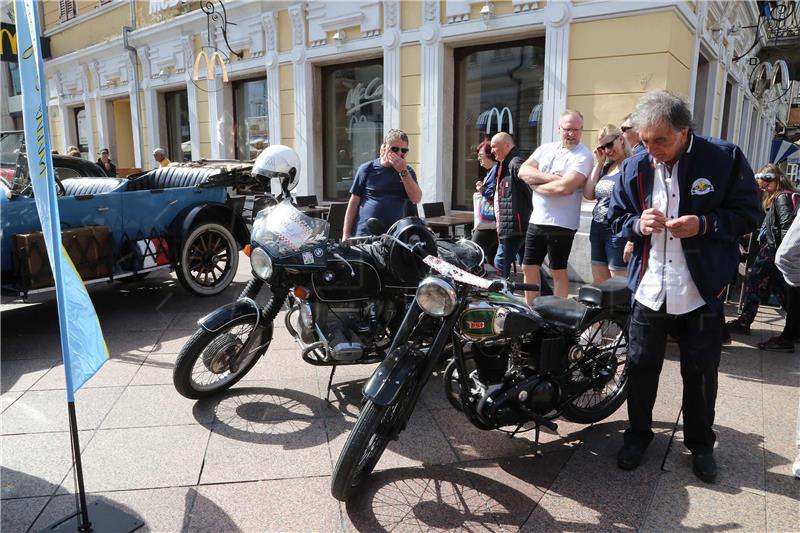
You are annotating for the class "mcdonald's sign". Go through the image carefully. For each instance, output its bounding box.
[192,48,229,83]
[1,22,50,62]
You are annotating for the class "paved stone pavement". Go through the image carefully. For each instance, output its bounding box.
[1,265,798,532]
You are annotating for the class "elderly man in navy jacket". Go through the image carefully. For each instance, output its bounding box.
[607,91,761,483]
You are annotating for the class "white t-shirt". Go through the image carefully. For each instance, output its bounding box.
[529,142,593,230]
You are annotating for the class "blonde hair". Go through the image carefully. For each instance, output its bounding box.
[597,124,632,162]
[758,164,797,211]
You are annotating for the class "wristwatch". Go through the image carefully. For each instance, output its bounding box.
[399,169,409,178]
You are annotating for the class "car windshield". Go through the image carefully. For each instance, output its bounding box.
[251,200,329,257]
[1,131,24,167]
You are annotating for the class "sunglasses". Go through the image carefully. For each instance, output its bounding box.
[598,136,619,151]
[621,126,634,133]
[755,172,776,180]
[390,146,409,154]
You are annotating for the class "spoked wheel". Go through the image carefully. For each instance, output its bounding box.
[331,378,419,501]
[173,316,269,399]
[561,315,629,424]
[177,222,239,296]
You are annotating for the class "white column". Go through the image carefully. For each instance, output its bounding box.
[90,61,110,152]
[419,1,446,205]
[81,65,96,159]
[262,12,281,145]
[127,62,143,168]
[57,102,69,153]
[382,0,401,133]
[182,36,201,160]
[290,4,316,195]
[143,85,160,161]
[541,1,572,144]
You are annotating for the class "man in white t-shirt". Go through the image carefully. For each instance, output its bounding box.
[518,110,593,301]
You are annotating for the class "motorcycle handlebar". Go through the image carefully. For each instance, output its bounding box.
[490,280,539,293]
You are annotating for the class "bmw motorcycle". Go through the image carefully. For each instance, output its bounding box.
[330,220,631,501]
[172,170,484,401]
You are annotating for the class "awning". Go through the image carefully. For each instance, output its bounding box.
[771,139,800,164]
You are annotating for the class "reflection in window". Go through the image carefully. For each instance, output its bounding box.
[322,60,383,200]
[73,107,89,158]
[452,39,545,210]
[164,90,191,162]
[8,62,22,96]
[233,77,268,160]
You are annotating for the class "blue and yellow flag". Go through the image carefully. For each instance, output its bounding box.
[15,0,109,401]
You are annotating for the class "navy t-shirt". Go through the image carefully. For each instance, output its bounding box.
[350,158,417,236]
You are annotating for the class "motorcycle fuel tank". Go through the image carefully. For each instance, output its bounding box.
[458,294,536,340]
[311,250,382,302]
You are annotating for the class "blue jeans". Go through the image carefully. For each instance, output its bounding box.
[494,236,525,279]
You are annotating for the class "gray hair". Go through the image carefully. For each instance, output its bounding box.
[630,90,694,132]
[153,148,167,157]
[383,129,409,145]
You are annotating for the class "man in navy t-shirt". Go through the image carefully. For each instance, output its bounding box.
[342,129,422,239]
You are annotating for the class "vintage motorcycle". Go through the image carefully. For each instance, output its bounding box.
[172,146,484,400]
[330,219,631,501]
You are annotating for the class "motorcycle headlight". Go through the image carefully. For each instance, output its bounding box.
[416,277,457,317]
[250,247,273,280]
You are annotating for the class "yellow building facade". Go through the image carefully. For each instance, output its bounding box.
[30,0,785,208]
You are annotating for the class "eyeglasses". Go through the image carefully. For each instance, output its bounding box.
[755,172,776,180]
[599,136,619,151]
[560,128,582,134]
[621,126,634,133]
[390,146,409,154]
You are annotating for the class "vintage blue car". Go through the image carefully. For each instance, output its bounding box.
[1,148,260,301]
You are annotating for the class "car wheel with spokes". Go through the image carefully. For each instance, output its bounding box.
[177,222,239,296]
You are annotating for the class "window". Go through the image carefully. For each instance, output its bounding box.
[720,78,734,141]
[233,77,268,160]
[164,90,191,162]
[59,0,77,22]
[693,54,710,135]
[322,59,383,200]
[7,62,22,96]
[73,107,89,158]
[452,39,546,210]
[738,99,751,152]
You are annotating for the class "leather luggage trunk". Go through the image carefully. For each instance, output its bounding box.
[13,226,113,289]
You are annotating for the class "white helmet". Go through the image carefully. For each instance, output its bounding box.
[252,144,301,182]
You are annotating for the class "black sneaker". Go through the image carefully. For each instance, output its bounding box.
[725,319,751,335]
[757,336,795,353]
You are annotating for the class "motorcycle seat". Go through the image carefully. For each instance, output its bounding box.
[532,296,589,329]
[577,277,631,309]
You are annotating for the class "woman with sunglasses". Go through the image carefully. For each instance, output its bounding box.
[726,164,799,351]
[471,139,499,263]
[583,124,632,283]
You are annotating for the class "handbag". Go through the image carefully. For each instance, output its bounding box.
[473,192,496,231]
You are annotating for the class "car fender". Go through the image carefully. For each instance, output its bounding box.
[172,202,250,251]
[363,347,421,406]
[198,297,261,332]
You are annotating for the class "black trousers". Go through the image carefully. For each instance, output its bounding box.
[625,301,722,454]
[781,285,800,340]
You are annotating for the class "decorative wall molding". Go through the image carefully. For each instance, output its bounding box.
[512,0,539,13]
[289,4,307,47]
[307,1,381,47]
[262,11,282,148]
[383,0,401,133]
[540,1,572,144]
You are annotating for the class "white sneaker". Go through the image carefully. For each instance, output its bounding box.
[793,453,800,479]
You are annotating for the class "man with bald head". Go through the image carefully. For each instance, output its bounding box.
[518,110,593,301]
[490,132,531,278]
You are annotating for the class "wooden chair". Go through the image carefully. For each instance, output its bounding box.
[295,195,318,207]
[326,202,349,241]
[422,202,445,218]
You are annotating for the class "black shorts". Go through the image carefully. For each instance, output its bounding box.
[522,223,576,269]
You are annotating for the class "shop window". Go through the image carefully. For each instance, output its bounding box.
[164,90,191,162]
[73,107,89,158]
[59,0,77,22]
[720,77,734,141]
[322,59,384,201]
[693,54,710,135]
[452,39,545,210]
[233,77,268,161]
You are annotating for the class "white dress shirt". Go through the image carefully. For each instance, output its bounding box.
[635,138,705,315]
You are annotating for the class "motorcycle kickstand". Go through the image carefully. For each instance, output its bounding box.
[325,366,337,405]
[532,423,543,456]
[508,424,524,439]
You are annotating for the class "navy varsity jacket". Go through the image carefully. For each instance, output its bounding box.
[607,134,762,314]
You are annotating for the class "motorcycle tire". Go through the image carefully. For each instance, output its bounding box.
[561,315,629,424]
[173,315,268,399]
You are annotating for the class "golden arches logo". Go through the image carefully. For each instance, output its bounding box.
[193,49,229,83]
[0,27,17,56]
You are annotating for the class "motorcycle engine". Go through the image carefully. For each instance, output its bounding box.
[466,341,560,427]
[313,299,395,361]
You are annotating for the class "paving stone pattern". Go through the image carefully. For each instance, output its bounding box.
[1,267,797,532]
